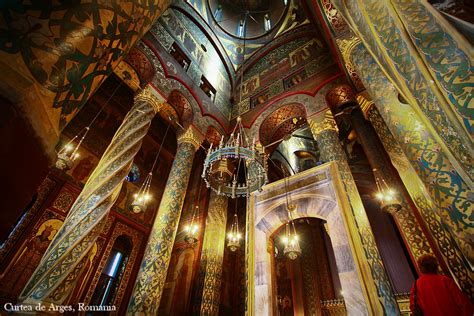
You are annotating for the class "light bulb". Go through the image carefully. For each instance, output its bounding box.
[376,192,384,200]
[184,225,190,232]
[65,144,73,152]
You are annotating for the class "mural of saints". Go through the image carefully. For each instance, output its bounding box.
[0,218,63,299]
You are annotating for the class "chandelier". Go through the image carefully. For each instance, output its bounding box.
[281,175,301,260]
[373,168,401,214]
[129,123,170,213]
[227,212,242,252]
[183,177,204,245]
[202,116,268,197]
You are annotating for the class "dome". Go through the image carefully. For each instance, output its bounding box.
[208,0,288,39]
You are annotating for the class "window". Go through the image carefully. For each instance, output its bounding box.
[90,236,132,308]
[169,43,191,71]
[264,14,271,32]
[199,76,217,101]
[237,20,245,37]
[214,5,223,22]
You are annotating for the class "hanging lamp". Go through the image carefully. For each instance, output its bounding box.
[227,211,242,252]
[281,172,301,260]
[56,82,123,171]
[373,168,401,214]
[130,123,171,213]
[184,177,204,245]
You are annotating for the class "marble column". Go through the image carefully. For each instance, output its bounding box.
[194,191,228,316]
[326,84,437,268]
[351,43,473,297]
[308,110,399,315]
[19,85,163,305]
[128,126,204,314]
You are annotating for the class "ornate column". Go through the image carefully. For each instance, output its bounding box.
[326,85,437,269]
[332,0,473,183]
[308,110,399,315]
[351,43,473,297]
[18,85,163,305]
[128,126,204,314]
[194,192,228,316]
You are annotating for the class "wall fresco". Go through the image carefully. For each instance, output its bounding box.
[0,0,171,155]
[233,36,335,117]
[152,8,232,118]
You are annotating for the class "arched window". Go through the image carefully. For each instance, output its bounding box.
[90,235,132,307]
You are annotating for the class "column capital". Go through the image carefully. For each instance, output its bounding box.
[134,85,164,114]
[177,125,204,150]
[308,110,338,136]
[355,93,375,119]
[325,84,357,111]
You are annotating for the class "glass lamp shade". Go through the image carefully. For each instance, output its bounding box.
[184,223,199,244]
[55,152,75,171]
[227,231,242,252]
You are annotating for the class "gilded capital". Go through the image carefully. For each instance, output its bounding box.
[134,85,163,114]
[356,94,375,119]
[177,125,204,150]
[308,111,338,136]
[325,84,357,111]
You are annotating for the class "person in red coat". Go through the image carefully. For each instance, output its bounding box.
[410,254,473,315]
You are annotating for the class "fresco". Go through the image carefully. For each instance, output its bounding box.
[184,0,310,70]
[0,0,170,131]
[233,36,335,117]
[155,9,232,118]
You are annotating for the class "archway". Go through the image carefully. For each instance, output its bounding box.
[249,164,372,315]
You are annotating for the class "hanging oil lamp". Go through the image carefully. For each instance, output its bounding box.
[56,127,89,171]
[184,205,200,244]
[129,123,170,214]
[184,178,204,244]
[282,173,301,260]
[227,213,242,252]
[130,171,153,214]
[282,218,301,260]
[373,168,401,214]
[56,82,123,171]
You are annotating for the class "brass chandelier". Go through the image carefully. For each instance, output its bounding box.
[201,116,268,198]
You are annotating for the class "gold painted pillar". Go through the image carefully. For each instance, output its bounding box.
[128,126,204,314]
[18,85,163,305]
[351,43,473,297]
[308,110,399,315]
[194,191,228,316]
[326,84,437,269]
[332,0,473,184]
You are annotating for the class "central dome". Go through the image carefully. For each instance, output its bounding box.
[208,0,288,39]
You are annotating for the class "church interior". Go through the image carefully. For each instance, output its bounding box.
[0,0,472,315]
